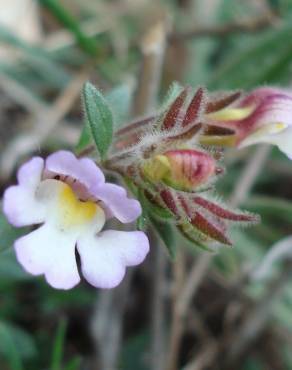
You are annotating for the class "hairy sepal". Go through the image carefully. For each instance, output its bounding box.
[158,188,259,246]
[160,87,206,142]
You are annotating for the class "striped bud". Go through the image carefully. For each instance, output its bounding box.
[142,149,217,191]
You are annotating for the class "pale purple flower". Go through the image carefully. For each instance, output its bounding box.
[3,151,149,290]
[238,87,292,159]
[205,87,292,159]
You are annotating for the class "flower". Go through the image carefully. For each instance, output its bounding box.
[3,151,149,290]
[202,87,292,159]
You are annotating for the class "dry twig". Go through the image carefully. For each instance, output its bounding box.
[132,21,168,116]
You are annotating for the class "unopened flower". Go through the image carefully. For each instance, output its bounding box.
[142,149,218,191]
[202,87,292,159]
[3,151,149,290]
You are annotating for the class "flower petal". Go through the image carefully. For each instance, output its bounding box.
[94,183,142,223]
[17,156,44,186]
[77,230,149,288]
[46,150,105,192]
[240,124,292,159]
[254,94,292,129]
[3,157,46,227]
[271,125,292,159]
[15,223,80,289]
[239,122,287,147]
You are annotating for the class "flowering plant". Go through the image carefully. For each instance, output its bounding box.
[6,82,290,289]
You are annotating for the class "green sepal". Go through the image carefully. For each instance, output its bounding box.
[139,190,173,220]
[137,189,176,258]
[178,223,215,252]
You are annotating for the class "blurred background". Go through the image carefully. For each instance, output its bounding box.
[1,0,292,369]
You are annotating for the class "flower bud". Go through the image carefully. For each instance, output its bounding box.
[142,149,217,191]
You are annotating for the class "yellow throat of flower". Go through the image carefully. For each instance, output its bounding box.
[58,184,99,229]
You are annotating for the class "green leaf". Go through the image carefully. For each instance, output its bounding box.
[120,331,149,370]
[0,211,29,284]
[50,319,67,370]
[64,357,82,370]
[39,0,98,56]
[77,84,132,152]
[209,18,292,89]
[242,357,265,370]
[0,322,23,370]
[0,321,36,370]
[244,196,292,224]
[0,250,30,284]
[150,216,176,259]
[0,212,27,253]
[0,24,71,89]
[82,82,113,159]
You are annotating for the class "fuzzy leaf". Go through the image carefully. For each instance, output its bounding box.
[78,84,131,153]
[82,82,113,160]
